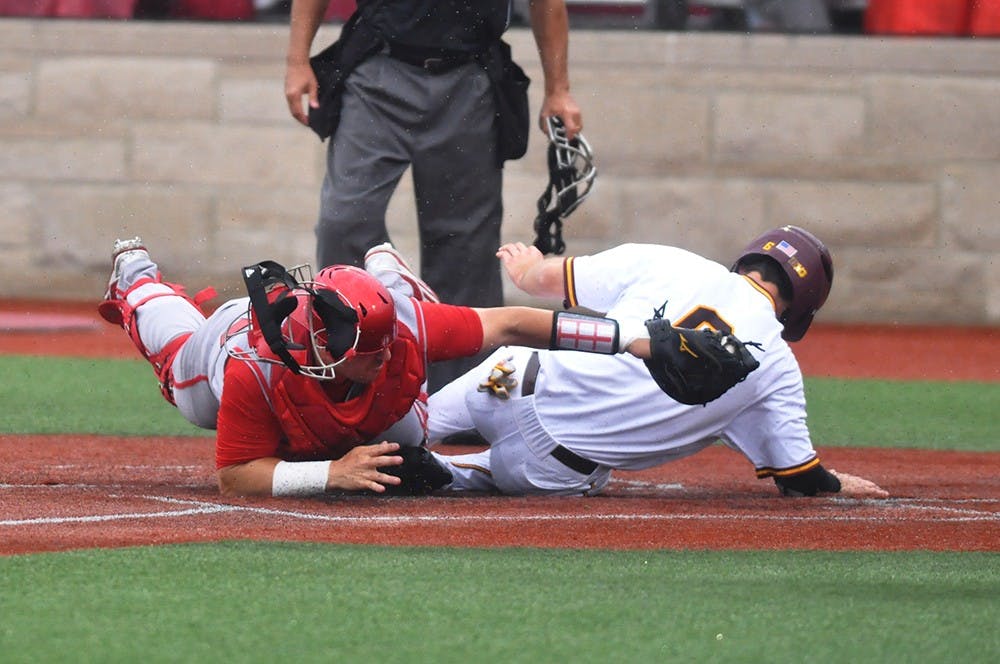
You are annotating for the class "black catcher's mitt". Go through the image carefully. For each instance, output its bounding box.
[643,316,761,406]
[381,445,453,496]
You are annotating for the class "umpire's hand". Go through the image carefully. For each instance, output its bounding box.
[285,60,319,126]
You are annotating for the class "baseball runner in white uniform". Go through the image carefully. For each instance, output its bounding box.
[429,226,888,498]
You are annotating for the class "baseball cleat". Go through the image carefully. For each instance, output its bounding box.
[364,242,440,303]
[103,236,149,301]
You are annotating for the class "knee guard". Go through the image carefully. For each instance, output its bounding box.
[98,275,216,405]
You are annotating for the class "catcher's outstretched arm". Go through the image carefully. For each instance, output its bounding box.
[493,243,650,356]
[476,306,556,349]
[476,307,647,357]
[217,442,404,497]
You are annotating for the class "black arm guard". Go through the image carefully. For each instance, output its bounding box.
[774,463,841,497]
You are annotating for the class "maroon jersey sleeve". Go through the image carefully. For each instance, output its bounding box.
[215,360,284,469]
[417,301,484,363]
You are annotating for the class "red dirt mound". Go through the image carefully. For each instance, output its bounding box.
[2,437,996,555]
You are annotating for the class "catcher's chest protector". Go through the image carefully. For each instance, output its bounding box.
[267,334,425,460]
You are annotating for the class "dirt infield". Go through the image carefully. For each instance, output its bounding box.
[3,437,997,555]
[1,300,998,554]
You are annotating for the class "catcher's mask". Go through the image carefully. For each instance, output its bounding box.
[230,261,396,380]
[532,116,596,255]
[733,225,834,342]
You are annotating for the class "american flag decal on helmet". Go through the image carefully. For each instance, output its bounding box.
[775,240,797,257]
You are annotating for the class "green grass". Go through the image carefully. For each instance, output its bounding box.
[1,355,997,450]
[0,356,208,436]
[0,543,997,664]
[805,377,999,450]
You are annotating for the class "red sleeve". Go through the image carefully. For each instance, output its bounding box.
[215,360,284,469]
[415,301,484,363]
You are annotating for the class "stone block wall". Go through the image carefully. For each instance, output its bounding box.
[1,19,998,324]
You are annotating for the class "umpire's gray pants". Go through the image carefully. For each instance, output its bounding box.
[316,54,505,393]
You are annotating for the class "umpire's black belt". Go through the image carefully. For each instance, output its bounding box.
[520,351,599,476]
[386,42,476,73]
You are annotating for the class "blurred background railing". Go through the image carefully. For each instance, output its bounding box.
[1,1,998,37]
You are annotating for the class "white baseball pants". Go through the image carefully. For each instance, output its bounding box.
[428,346,611,496]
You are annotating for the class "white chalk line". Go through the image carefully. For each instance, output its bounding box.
[43,464,203,471]
[0,505,230,526]
[7,481,994,506]
[870,499,1000,518]
[139,495,1000,524]
[611,478,686,491]
[2,492,996,527]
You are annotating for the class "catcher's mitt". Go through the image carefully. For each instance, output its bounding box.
[381,445,453,496]
[532,116,596,255]
[643,316,761,406]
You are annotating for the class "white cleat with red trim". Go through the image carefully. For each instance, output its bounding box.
[364,242,440,303]
[104,236,149,301]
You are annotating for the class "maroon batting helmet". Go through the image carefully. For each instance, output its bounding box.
[733,225,834,342]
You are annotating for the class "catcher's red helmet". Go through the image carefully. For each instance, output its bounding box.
[733,225,833,342]
[310,265,396,357]
[235,262,396,381]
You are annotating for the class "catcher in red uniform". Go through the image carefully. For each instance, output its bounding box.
[99,238,645,498]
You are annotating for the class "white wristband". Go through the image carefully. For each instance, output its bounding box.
[271,460,331,496]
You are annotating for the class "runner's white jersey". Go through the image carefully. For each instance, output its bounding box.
[533,243,815,474]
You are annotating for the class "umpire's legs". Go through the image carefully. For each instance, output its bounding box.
[315,57,412,269]
[411,62,504,392]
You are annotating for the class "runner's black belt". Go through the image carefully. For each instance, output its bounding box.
[551,444,599,475]
[386,42,476,73]
[520,351,541,397]
[520,351,599,476]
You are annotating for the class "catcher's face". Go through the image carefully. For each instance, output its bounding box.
[318,345,390,384]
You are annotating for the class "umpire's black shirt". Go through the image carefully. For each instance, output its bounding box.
[360,0,512,51]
